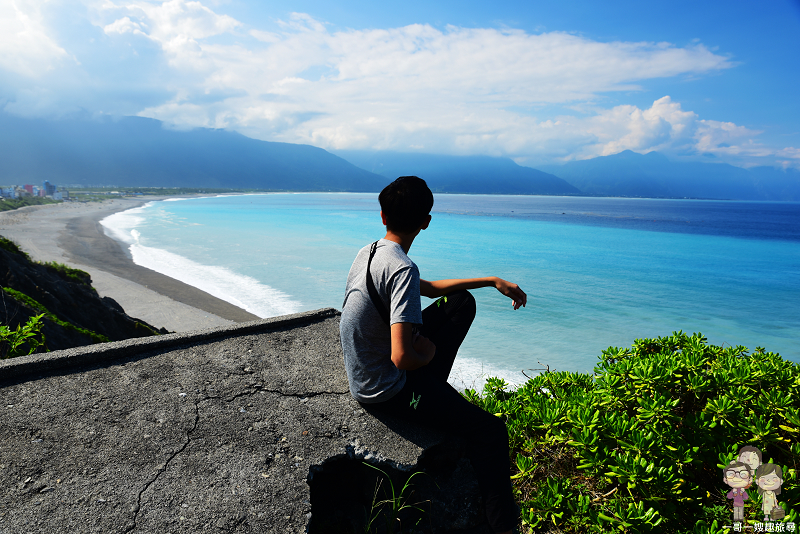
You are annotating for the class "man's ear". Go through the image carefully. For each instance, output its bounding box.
[380,210,387,226]
[420,214,432,230]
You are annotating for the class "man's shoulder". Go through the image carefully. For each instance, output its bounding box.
[377,239,415,266]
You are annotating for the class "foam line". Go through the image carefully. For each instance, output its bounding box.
[100,206,302,318]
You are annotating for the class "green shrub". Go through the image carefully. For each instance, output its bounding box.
[0,197,60,212]
[465,332,799,533]
[38,261,92,286]
[0,236,30,259]
[0,313,45,359]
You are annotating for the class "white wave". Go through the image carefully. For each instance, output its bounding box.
[447,354,530,393]
[100,203,302,318]
[100,202,158,245]
[129,244,302,318]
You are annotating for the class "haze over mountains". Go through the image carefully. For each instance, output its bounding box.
[332,150,579,195]
[1,113,798,200]
[538,150,800,201]
[0,114,385,192]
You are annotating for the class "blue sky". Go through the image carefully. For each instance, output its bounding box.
[1,0,799,168]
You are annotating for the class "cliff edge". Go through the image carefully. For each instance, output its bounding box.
[0,309,493,533]
[0,236,167,355]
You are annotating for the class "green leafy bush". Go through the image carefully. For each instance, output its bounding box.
[0,313,45,359]
[0,196,60,212]
[38,261,92,287]
[465,332,799,533]
[0,236,30,259]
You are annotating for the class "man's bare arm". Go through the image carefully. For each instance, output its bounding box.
[390,322,436,370]
[420,277,527,310]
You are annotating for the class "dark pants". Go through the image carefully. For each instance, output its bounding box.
[361,290,518,533]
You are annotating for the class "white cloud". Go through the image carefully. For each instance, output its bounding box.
[101,0,240,71]
[103,16,144,36]
[583,96,698,156]
[93,4,736,156]
[0,0,72,77]
[1,0,796,168]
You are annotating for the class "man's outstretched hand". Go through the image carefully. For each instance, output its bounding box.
[494,278,527,310]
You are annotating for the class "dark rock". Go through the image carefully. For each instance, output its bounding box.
[0,241,168,354]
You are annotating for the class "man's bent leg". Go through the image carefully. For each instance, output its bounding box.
[419,289,476,383]
[364,370,517,533]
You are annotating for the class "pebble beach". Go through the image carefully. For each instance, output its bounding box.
[0,198,260,332]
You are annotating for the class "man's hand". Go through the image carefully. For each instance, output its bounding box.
[412,331,436,361]
[494,278,527,310]
[391,323,436,370]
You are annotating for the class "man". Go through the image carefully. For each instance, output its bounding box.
[340,176,526,533]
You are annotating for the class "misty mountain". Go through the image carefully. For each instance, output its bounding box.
[537,150,800,201]
[0,114,386,191]
[333,150,581,195]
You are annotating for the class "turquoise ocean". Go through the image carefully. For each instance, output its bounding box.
[101,193,800,389]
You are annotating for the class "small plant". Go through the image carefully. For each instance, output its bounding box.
[0,313,45,359]
[363,463,431,534]
[1,287,109,344]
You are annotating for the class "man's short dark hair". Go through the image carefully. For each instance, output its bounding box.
[379,176,434,234]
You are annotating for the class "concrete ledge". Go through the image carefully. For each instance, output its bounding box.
[0,308,339,382]
[0,307,493,533]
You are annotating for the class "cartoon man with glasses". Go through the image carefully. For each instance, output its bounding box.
[724,461,752,524]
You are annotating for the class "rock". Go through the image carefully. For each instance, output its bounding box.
[0,245,168,353]
[0,310,495,534]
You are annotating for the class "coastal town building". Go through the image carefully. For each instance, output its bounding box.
[0,182,65,200]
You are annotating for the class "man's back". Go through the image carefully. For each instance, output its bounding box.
[339,238,422,404]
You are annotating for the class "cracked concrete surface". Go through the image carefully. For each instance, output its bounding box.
[0,309,491,533]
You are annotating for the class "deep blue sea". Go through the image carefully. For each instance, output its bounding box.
[101,194,800,389]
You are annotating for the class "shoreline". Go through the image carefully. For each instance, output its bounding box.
[0,198,260,332]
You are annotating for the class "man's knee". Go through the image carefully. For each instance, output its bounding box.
[485,411,508,442]
[447,289,476,320]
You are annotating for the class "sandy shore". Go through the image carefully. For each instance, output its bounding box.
[0,198,260,332]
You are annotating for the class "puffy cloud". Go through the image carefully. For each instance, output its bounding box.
[100,0,240,72]
[1,0,796,168]
[553,97,792,167]
[586,96,698,156]
[93,4,736,158]
[0,0,73,77]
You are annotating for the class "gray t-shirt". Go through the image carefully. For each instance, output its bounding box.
[339,239,423,403]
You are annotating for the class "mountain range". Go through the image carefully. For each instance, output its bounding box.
[537,150,800,201]
[0,114,384,192]
[331,150,580,195]
[1,113,798,200]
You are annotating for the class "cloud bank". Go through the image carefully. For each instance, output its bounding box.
[1,0,796,168]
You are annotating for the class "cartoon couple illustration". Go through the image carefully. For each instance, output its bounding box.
[723,445,785,523]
